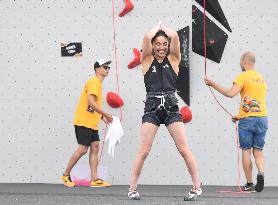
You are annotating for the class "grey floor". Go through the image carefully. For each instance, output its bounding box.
[0,184,277,205]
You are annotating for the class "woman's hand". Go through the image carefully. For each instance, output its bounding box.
[157,19,163,30]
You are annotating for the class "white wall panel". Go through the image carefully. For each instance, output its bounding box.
[0,0,277,185]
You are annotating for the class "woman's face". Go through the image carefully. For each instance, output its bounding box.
[152,36,169,58]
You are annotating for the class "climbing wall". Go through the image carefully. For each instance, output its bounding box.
[0,0,277,186]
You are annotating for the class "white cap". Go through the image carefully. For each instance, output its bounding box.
[94,58,112,69]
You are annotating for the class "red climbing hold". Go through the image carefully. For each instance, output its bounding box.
[180,106,192,123]
[128,48,141,69]
[119,0,134,17]
[106,92,124,108]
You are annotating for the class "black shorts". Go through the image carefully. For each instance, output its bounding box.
[74,125,100,146]
[142,92,182,127]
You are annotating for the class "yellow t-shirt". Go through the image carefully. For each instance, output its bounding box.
[233,70,267,119]
[73,76,103,130]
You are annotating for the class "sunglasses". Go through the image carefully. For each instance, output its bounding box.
[102,65,110,70]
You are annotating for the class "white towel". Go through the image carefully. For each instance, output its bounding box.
[105,116,124,158]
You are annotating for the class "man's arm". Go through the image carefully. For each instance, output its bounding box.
[88,94,113,123]
[204,77,242,98]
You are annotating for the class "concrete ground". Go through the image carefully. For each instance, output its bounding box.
[0,184,277,205]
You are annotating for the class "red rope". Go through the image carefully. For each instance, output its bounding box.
[98,0,124,164]
[203,0,232,117]
[235,123,242,191]
[204,0,207,78]
[203,0,248,193]
[98,123,108,163]
[111,0,123,121]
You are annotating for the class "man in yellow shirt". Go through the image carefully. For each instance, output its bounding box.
[61,59,113,187]
[204,52,268,192]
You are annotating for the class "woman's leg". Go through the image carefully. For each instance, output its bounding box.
[167,122,201,188]
[129,122,158,190]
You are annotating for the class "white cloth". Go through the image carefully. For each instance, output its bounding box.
[105,116,124,158]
